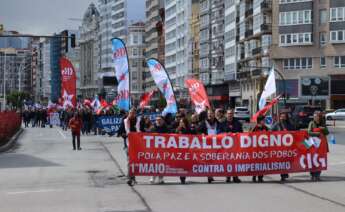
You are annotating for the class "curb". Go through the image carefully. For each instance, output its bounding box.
[0,128,23,153]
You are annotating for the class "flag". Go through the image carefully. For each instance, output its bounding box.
[139,90,155,109]
[185,78,211,114]
[303,137,315,149]
[251,95,280,123]
[101,99,108,108]
[60,57,77,107]
[91,96,101,111]
[146,59,178,115]
[111,38,130,111]
[83,99,91,107]
[259,68,276,110]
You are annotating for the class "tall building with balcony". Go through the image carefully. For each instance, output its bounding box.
[41,39,51,102]
[144,0,165,92]
[271,0,345,109]
[127,22,146,105]
[79,3,101,98]
[164,0,193,99]
[235,0,272,113]
[189,0,200,79]
[199,0,227,107]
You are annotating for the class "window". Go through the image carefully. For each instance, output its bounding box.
[330,30,345,43]
[320,57,326,68]
[283,58,313,70]
[279,33,312,46]
[330,7,345,22]
[132,48,138,56]
[320,32,327,46]
[279,10,312,26]
[319,9,327,25]
[280,0,312,3]
[334,56,345,68]
[133,35,138,44]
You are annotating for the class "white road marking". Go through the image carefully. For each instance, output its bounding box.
[57,129,67,139]
[7,189,63,195]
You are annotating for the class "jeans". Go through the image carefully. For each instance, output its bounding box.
[72,132,80,149]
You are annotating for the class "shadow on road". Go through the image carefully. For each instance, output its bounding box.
[0,154,61,169]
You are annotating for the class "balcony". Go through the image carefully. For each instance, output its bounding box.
[245,29,253,37]
[261,24,272,32]
[252,47,262,55]
[237,70,250,79]
[245,8,253,17]
[261,1,272,11]
[251,69,262,77]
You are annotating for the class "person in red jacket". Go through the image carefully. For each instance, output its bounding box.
[69,112,83,150]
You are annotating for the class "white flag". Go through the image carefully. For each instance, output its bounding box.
[259,68,276,110]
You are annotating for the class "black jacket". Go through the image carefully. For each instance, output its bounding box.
[222,119,243,133]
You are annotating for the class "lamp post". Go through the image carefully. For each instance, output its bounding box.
[3,52,6,111]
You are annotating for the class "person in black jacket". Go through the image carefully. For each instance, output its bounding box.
[223,109,243,183]
[271,111,295,182]
[176,117,192,184]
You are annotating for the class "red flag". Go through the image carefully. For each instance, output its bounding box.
[60,57,77,107]
[185,78,211,114]
[139,90,155,108]
[251,95,280,123]
[101,99,109,108]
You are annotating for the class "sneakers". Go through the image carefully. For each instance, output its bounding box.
[208,177,214,184]
[233,177,241,183]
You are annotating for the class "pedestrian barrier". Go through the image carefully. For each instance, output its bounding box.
[0,111,21,144]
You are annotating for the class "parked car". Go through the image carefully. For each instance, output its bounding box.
[292,105,323,129]
[326,108,345,120]
[234,107,250,122]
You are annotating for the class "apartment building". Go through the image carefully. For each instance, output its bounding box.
[235,0,272,112]
[144,0,165,92]
[271,0,345,109]
[199,0,229,106]
[127,22,146,105]
[164,0,193,99]
[98,0,127,81]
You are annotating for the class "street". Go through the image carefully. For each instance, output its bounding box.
[0,126,345,212]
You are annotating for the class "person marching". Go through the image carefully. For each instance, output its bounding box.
[223,109,243,183]
[176,117,191,184]
[271,111,295,182]
[124,108,140,186]
[198,109,223,183]
[69,112,83,151]
[150,115,169,184]
[251,115,268,183]
[308,111,329,181]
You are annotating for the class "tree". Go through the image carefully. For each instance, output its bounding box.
[6,91,31,110]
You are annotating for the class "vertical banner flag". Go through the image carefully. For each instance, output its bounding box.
[185,78,211,114]
[139,90,156,109]
[111,38,130,111]
[60,57,77,108]
[146,59,178,115]
[259,67,276,110]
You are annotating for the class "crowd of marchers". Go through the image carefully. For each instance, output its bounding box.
[20,106,329,186]
[120,107,329,186]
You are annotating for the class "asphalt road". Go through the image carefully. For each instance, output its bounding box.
[0,126,345,212]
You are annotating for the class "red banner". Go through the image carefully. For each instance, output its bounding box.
[60,57,77,107]
[185,79,210,114]
[128,131,327,176]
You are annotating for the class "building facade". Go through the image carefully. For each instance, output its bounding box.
[164,0,193,99]
[271,0,345,109]
[79,3,101,98]
[127,22,146,105]
[233,0,272,113]
[0,48,32,97]
[98,0,128,90]
[41,39,51,102]
[144,0,165,92]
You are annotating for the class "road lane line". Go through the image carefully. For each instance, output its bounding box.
[57,129,67,139]
[7,189,63,195]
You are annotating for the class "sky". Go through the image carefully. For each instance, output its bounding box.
[0,0,145,35]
